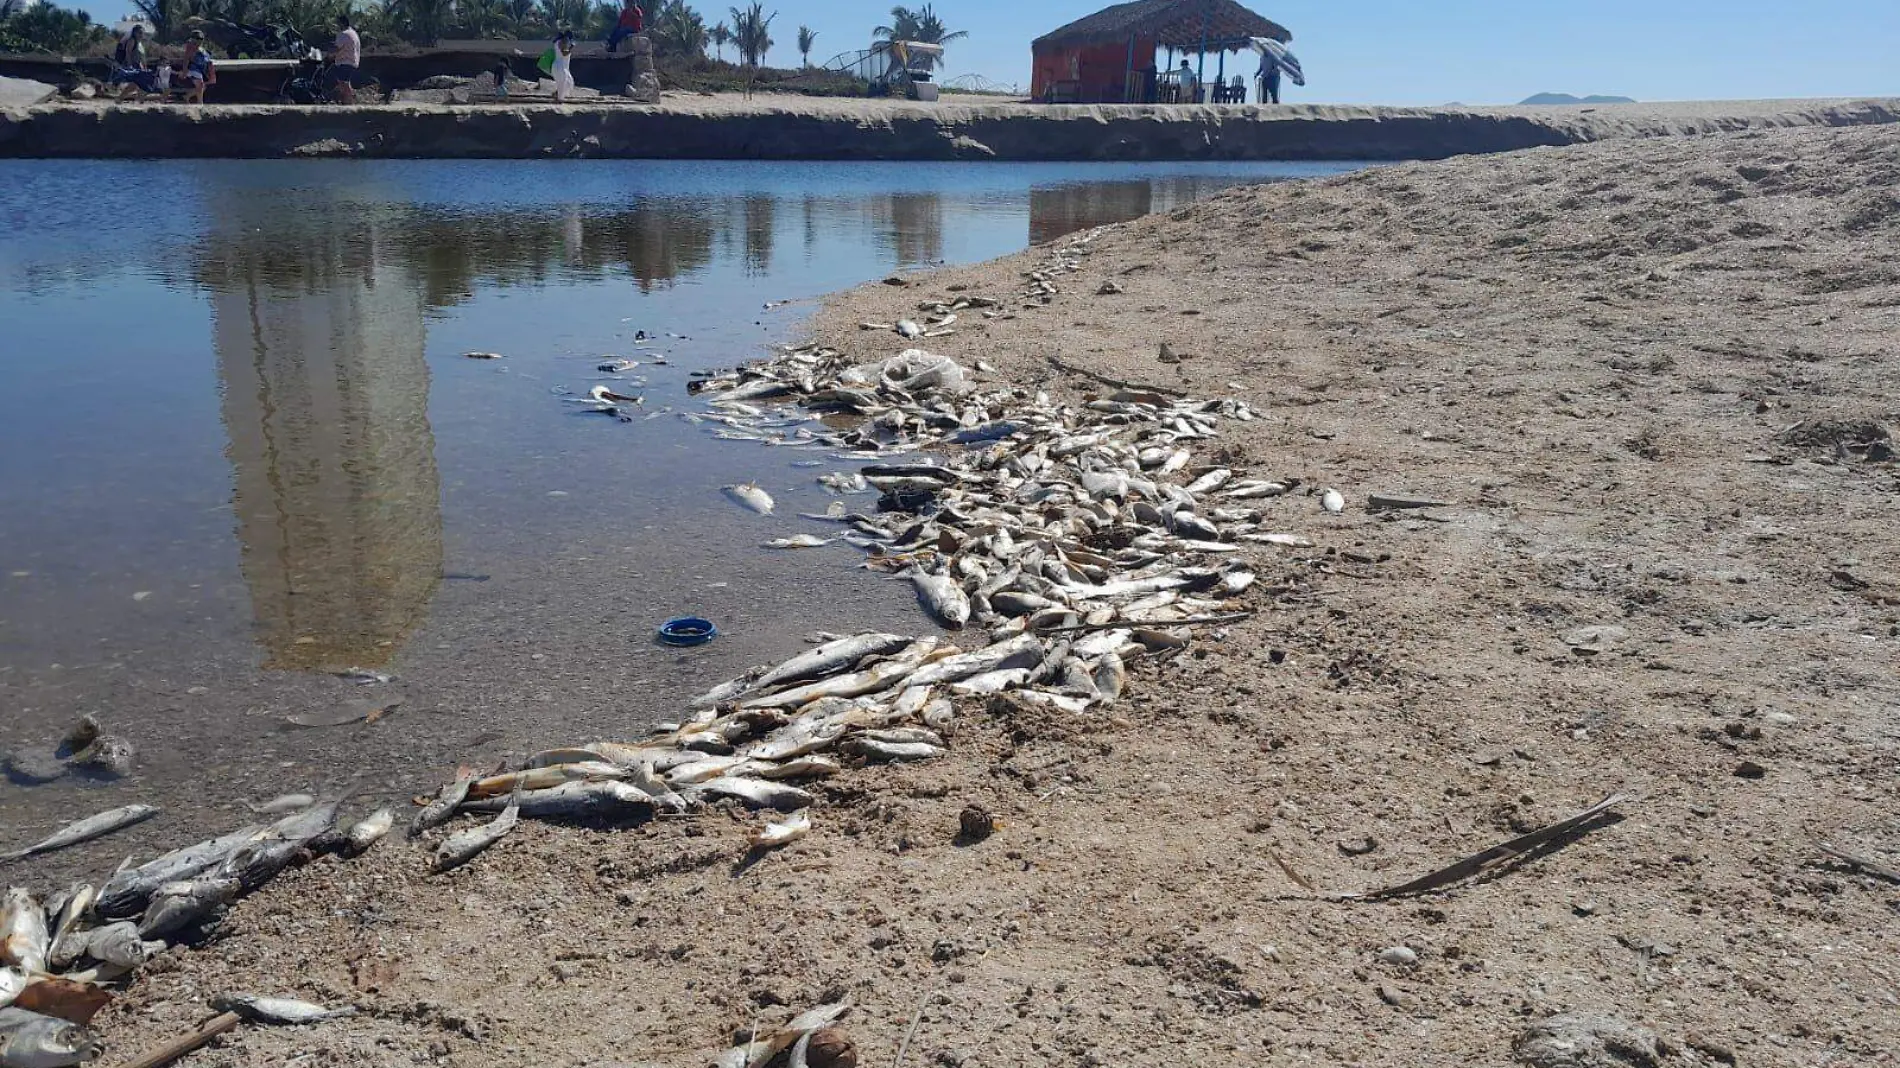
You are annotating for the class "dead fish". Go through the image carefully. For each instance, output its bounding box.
[0,969,24,1012]
[433,787,520,873]
[689,669,765,711]
[763,535,837,549]
[739,646,927,709]
[44,886,92,963]
[343,809,395,856]
[462,351,504,359]
[210,994,356,1026]
[723,483,776,515]
[0,892,47,976]
[843,737,944,762]
[1092,652,1126,702]
[461,780,657,820]
[64,922,160,971]
[696,777,813,812]
[215,800,341,891]
[748,811,811,849]
[948,668,1031,695]
[95,825,264,919]
[467,762,628,800]
[0,1007,98,1068]
[1184,468,1232,494]
[750,633,913,693]
[1221,480,1289,500]
[752,755,841,780]
[1240,533,1313,548]
[713,1001,851,1068]
[244,794,314,816]
[3,805,160,863]
[1321,488,1346,514]
[894,319,923,339]
[409,772,477,839]
[332,668,392,685]
[907,633,1043,688]
[910,568,971,629]
[137,877,238,939]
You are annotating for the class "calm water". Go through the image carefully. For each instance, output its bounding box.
[0,158,1359,880]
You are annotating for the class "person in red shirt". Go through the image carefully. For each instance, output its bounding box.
[607,1,643,53]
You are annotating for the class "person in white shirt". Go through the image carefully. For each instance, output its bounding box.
[331,13,362,104]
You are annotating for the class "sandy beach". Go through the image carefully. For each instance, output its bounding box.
[46,122,1900,1067]
[5,93,1897,160]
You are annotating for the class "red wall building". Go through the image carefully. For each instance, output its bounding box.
[1030,0,1289,105]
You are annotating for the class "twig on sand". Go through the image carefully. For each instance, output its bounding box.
[118,1011,243,1068]
[1265,847,1315,892]
[1039,612,1254,636]
[1044,356,1188,398]
[1341,793,1632,901]
[892,984,932,1068]
[1818,842,1900,884]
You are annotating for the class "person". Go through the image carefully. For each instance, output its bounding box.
[492,59,512,99]
[551,30,575,103]
[331,13,362,105]
[606,0,643,54]
[1176,59,1197,103]
[178,30,214,104]
[110,24,157,100]
[1261,54,1282,105]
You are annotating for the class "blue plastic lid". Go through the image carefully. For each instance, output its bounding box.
[658,616,718,647]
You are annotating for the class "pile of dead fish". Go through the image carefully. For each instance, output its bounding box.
[415,228,1329,878]
[0,797,391,1064]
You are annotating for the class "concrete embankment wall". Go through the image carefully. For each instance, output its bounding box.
[4,97,1897,161]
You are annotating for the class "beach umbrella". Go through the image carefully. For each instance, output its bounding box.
[1250,37,1305,86]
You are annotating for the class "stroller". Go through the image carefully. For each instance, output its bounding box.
[278,58,379,104]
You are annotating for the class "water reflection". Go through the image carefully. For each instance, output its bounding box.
[200,188,444,671]
[1028,175,1250,246]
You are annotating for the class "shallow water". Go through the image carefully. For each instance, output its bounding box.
[0,158,1361,881]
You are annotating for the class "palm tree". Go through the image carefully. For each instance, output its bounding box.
[726,2,771,66]
[795,23,814,67]
[708,19,728,61]
[874,3,963,69]
[648,0,706,58]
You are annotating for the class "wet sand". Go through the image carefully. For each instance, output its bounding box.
[47,123,1900,1067]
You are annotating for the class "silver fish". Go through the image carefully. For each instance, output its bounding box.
[1321,488,1346,514]
[0,1007,98,1068]
[1092,652,1127,702]
[0,891,47,976]
[752,755,841,780]
[689,668,765,710]
[749,633,913,692]
[344,809,395,855]
[723,483,776,515]
[210,994,357,1026]
[410,772,477,839]
[2,805,160,864]
[948,668,1031,695]
[739,647,927,710]
[459,780,655,821]
[907,633,1043,688]
[763,535,837,549]
[434,788,520,873]
[894,319,923,339]
[713,1001,851,1068]
[0,969,23,1012]
[910,568,971,629]
[66,921,160,971]
[215,800,340,891]
[95,825,264,919]
[245,794,315,815]
[695,777,813,812]
[845,738,945,762]
[1185,468,1232,494]
[138,877,239,939]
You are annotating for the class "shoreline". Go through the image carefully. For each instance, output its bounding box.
[2,94,1897,160]
[33,123,1900,1067]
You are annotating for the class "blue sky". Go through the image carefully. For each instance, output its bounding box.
[741,0,1899,103]
[78,0,1898,103]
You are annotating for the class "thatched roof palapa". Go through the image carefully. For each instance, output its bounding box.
[1033,0,1290,52]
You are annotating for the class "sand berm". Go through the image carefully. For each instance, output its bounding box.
[88,123,1899,1067]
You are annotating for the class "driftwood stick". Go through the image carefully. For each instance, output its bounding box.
[1038,612,1255,636]
[115,1011,242,1068]
[1818,842,1900,884]
[1345,793,1632,901]
[1043,356,1188,398]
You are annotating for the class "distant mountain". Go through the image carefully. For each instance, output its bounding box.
[1520,92,1637,106]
